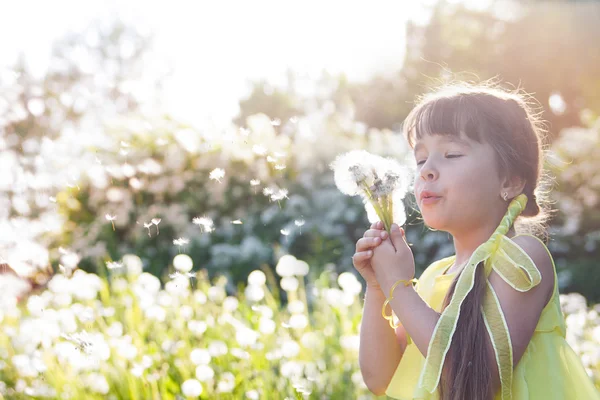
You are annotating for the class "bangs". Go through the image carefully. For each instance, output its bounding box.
[403,95,485,148]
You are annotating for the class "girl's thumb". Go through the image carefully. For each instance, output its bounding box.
[390,224,405,244]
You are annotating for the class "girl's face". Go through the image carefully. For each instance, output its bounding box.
[412,132,505,235]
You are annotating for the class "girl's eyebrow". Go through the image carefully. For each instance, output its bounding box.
[413,136,471,154]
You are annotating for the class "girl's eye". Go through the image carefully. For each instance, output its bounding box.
[416,154,462,166]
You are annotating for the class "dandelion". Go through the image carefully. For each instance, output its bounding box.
[329,150,412,242]
[105,214,117,231]
[231,219,243,225]
[209,168,225,183]
[151,218,161,235]
[193,216,214,233]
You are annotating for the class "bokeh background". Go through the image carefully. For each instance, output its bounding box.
[1,0,599,398]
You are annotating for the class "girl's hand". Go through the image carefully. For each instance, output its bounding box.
[371,224,415,289]
[352,220,388,290]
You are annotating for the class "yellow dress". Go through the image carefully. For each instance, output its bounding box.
[385,234,600,399]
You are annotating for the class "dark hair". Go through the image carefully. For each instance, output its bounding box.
[402,81,554,399]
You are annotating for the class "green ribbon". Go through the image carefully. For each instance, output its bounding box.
[418,194,542,400]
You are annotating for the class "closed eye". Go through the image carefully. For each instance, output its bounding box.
[416,154,462,166]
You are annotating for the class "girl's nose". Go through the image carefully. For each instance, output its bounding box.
[420,161,438,181]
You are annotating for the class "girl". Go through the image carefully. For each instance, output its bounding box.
[353,83,600,399]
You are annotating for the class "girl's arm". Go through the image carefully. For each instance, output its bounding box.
[359,285,409,395]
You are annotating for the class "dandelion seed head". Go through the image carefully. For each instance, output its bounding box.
[105,214,116,221]
[250,179,260,186]
[294,219,305,227]
[280,229,290,236]
[143,222,153,229]
[193,216,214,232]
[151,218,161,225]
[330,150,377,196]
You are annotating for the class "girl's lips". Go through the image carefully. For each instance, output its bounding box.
[421,196,442,205]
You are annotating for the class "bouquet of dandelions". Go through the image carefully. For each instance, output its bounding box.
[330,150,413,252]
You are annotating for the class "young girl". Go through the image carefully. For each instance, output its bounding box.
[353,83,600,399]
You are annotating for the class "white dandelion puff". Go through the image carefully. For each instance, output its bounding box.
[330,150,412,242]
[209,168,225,183]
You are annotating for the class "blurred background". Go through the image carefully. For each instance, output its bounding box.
[1,0,599,398]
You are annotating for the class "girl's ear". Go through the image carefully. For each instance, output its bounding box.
[500,174,526,198]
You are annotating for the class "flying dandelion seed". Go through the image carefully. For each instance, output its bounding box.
[209,168,225,183]
[274,164,286,170]
[151,218,161,235]
[105,214,117,231]
[192,216,214,233]
[173,237,190,253]
[106,261,123,270]
[143,222,153,237]
[271,118,281,126]
[266,155,278,163]
[262,187,274,197]
[294,218,305,234]
[119,148,130,156]
[281,229,290,236]
[58,263,75,278]
[94,156,102,164]
[156,137,168,146]
[120,141,131,148]
[250,179,260,194]
[231,220,243,225]
[289,116,298,124]
[271,188,289,209]
[49,196,56,203]
[274,151,287,158]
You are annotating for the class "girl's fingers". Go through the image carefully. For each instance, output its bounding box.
[363,229,388,239]
[353,250,373,261]
[356,236,382,252]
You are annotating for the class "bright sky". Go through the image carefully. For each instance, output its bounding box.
[0,0,418,128]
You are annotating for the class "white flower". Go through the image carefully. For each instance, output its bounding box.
[216,372,235,393]
[181,379,203,397]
